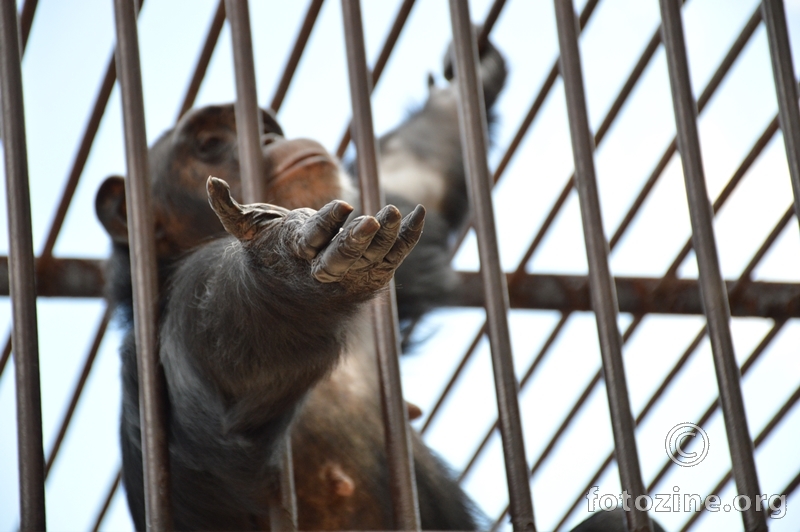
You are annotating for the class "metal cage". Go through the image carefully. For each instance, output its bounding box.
[1,0,799,530]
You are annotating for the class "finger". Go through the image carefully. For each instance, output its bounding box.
[207,176,286,241]
[312,216,380,283]
[295,200,354,260]
[207,176,245,232]
[352,205,402,268]
[383,204,425,267]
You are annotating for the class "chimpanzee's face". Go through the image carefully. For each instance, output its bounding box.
[96,104,347,256]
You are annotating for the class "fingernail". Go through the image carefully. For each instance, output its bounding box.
[379,205,402,228]
[332,200,354,220]
[352,216,380,240]
[406,205,426,230]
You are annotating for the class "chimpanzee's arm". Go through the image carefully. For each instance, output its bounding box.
[159,177,423,446]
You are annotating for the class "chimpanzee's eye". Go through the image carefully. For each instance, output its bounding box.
[196,135,226,159]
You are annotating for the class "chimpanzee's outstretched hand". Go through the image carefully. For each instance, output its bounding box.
[207,176,424,295]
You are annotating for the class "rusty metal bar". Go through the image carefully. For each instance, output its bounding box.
[269,0,324,113]
[762,0,800,229]
[112,0,172,528]
[341,0,420,528]
[1,256,798,317]
[449,3,535,530]
[0,0,46,528]
[177,0,225,120]
[91,469,122,532]
[660,2,765,530]
[336,0,416,158]
[681,381,800,531]
[225,1,297,528]
[457,274,800,317]
[44,306,112,477]
[555,2,650,531]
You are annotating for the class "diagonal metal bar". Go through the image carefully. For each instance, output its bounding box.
[552,203,797,531]
[335,0,417,158]
[609,4,762,249]
[423,0,601,436]
[270,0,325,113]
[449,2,535,530]
[681,381,800,531]
[762,0,800,231]
[647,319,787,493]
[505,41,790,532]
[177,0,225,120]
[91,468,122,532]
[18,0,37,52]
[113,0,172,528]
[767,467,800,520]
[555,1,650,530]
[341,0,421,528]
[449,0,601,256]
[0,0,46,527]
[659,2,764,530]
[44,305,111,478]
[457,314,570,482]
[38,0,146,264]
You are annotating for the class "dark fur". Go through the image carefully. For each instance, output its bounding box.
[99,41,507,531]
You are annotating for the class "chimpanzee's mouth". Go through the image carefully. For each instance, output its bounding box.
[270,150,337,185]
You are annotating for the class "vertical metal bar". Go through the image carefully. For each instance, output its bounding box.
[0,0,46,528]
[269,0,325,113]
[658,1,765,531]
[224,2,298,529]
[762,0,800,230]
[341,1,421,529]
[425,0,600,439]
[448,3,535,531]
[554,2,651,531]
[648,319,787,493]
[112,0,172,529]
[336,0,417,158]
[225,0,265,204]
[177,0,225,120]
[681,382,800,531]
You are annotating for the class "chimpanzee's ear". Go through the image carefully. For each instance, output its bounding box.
[95,175,129,245]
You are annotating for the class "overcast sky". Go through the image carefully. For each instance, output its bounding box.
[1,0,799,530]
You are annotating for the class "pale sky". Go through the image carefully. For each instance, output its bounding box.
[1,0,799,531]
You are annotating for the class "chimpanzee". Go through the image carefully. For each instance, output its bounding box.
[96,35,661,531]
[95,37,506,530]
